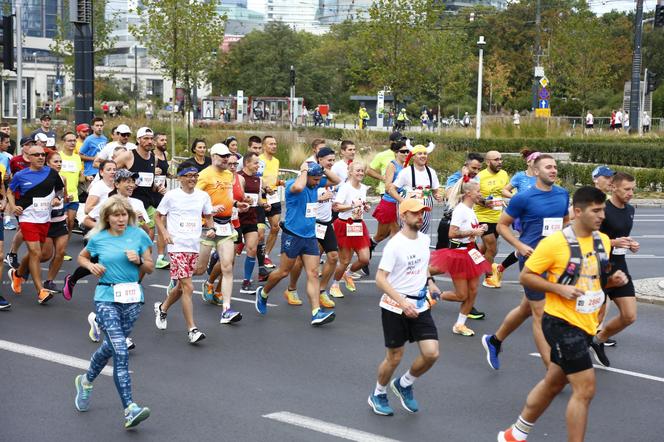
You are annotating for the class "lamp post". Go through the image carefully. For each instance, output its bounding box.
[475,35,486,140]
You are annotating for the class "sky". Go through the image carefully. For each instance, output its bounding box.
[589,0,658,14]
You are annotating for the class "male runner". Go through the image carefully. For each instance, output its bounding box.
[591,165,614,194]
[74,123,90,153]
[255,162,337,326]
[30,114,56,146]
[59,131,83,260]
[497,186,627,442]
[482,155,569,370]
[79,117,107,178]
[152,132,170,269]
[591,172,639,367]
[368,198,442,416]
[259,135,281,268]
[92,123,137,167]
[331,140,356,183]
[4,137,34,268]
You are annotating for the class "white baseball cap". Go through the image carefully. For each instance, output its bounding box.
[116,124,132,134]
[210,143,230,156]
[34,133,48,142]
[136,127,153,138]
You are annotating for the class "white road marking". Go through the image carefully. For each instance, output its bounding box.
[149,284,278,307]
[529,353,664,383]
[263,411,400,442]
[0,339,112,376]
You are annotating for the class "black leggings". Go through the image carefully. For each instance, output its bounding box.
[70,256,97,285]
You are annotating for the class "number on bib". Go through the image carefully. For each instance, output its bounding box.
[315,223,327,239]
[113,282,141,304]
[246,193,259,207]
[575,290,605,314]
[32,197,51,213]
[305,202,317,218]
[468,248,486,264]
[542,217,563,236]
[214,222,233,236]
[61,160,78,173]
[177,216,199,234]
[346,222,363,237]
[266,191,280,205]
[154,175,166,187]
[137,172,154,187]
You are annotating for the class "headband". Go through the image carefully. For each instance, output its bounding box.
[178,167,199,176]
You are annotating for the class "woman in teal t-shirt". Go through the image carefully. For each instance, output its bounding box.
[73,195,154,429]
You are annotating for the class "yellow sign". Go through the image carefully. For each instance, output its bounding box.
[535,108,551,118]
[539,77,549,88]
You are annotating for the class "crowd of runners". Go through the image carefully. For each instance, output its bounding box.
[0,118,642,439]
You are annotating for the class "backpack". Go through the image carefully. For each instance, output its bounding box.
[556,226,611,287]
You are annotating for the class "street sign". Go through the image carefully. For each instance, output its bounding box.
[539,76,549,88]
[538,87,550,100]
[539,99,549,109]
[535,108,551,118]
[534,66,545,77]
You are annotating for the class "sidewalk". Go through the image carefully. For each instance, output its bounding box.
[634,278,664,306]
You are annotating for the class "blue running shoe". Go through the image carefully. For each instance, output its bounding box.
[124,403,150,429]
[311,309,335,326]
[482,334,500,370]
[390,378,419,413]
[74,374,93,412]
[367,393,394,416]
[0,294,10,310]
[220,308,243,324]
[255,287,268,315]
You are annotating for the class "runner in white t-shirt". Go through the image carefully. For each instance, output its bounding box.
[79,160,116,229]
[330,140,356,184]
[368,198,442,416]
[153,161,215,345]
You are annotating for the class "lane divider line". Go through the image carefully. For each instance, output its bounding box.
[149,284,278,307]
[529,353,664,383]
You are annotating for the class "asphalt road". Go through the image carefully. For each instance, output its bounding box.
[2,208,664,442]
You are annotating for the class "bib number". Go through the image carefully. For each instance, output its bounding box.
[346,222,363,237]
[177,216,199,234]
[315,223,327,239]
[33,197,51,213]
[542,217,563,236]
[305,202,317,218]
[137,172,154,187]
[490,197,503,211]
[113,282,141,304]
[214,221,233,236]
[246,193,259,207]
[154,175,166,187]
[575,290,605,314]
[468,248,486,264]
[379,294,403,315]
[61,160,78,173]
[231,207,239,221]
[266,190,280,205]
[612,247,627,256]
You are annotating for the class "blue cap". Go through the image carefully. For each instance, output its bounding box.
[592,165,615,180]
[306,162,324,177]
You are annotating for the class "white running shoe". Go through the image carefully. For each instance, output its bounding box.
[154,302,167,330]
[87,312,100,342]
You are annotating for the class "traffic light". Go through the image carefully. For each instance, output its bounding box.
[656,5,664,28]
[0,15,14,71]
[646,71,658,93]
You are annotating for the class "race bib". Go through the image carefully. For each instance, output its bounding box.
[137,172,154,187]
[542,217,563,236]
[61,160,78,173]
[305,202,317,218]
[491,197,504,211]
[612,247,628,256]
[113,282,141,304]
[575,290,605,314]
[379,294,403,315]
[246,193,259,207]
[231,207,239,221]
[154,175,166,187]
[346,222,363,237]
[32,197,51,213]
[177,216,199,234]
[214,221,233,236]
[468,248,485,264]
[315,223,327,239]
[266,190,280,205]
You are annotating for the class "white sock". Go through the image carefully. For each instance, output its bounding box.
[512,415,534,440]
[399,370,417,388]
[374,382,387,396]
[457,313,468,325]
[81,375,93,387]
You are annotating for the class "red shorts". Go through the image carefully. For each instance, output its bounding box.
[20,222,50,243]
[168,252,199,280]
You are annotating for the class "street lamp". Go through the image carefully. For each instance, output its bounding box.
[475,35,486,140]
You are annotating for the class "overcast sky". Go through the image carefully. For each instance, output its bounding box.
[589,0,658,14]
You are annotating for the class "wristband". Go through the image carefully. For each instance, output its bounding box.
[138,256,144,267]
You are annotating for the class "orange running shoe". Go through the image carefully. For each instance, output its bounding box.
[9,268,23,294]
[498,427,526,442]
[38,289,53,305]
[283,289,303,306]
[343,272,356,292]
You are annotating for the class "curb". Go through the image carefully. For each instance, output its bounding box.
[636,295,664,306]
[634,278,664,306]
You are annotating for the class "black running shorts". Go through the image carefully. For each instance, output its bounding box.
[542,313,593,375]
[382,308,438,348]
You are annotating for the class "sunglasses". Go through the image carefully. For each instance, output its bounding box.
[119,133,130,137]
[213,154,231,158]
[30,153,47,157]
[183,173,199,178]
[398,150,409,154]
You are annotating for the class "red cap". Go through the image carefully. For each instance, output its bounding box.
[76,123,90,133]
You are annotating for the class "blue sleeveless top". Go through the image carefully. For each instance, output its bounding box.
[382,160,403,203]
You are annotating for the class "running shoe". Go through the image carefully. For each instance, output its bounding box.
[4,218,17,230]
[361,264,370,277]
[235,242,245,256]
[4,252,18,269]
[44,280,59,293]
[155,255,170,269]
[0,295,11,310]
[201,281,214,303]
[604,338,617,347]
[329,283,344,298]
[63,255,73,261]
[493,263,504,287]
[154,302,167,330]
[240,279,255,294]
[63,274,75,301]
[452,323,475,337]
[319,291,335,308]
[482,334,501,370]
[343,273,356,292]
[8,268,22,294]
[207,251,219,275]
[166,278,176,297]
[211,293,224,306]
[220,308,243,324]
[264,256,275,268]
[124,403,151,429]
[367,393,394,416]
[311,309,335,326]
[188,328,206,344]
[467,306,486,320]
[283,289,303,306]
[258,269,270,282]
[390,378,419,413]
[74,374,93,412]
[498,428,526,442]
[347,270,363,280]
[482,274,499,288]
[589,339,610,367]
[38,289,53,305]
[126,337,135,351]
[87,312,100,343]
[255,287,268,315]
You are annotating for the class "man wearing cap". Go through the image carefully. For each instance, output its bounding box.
[194,142,249,323]
[592,166,614,195]
[255,161,338,326]
[368,198,442,416]
[79,117,108,177]
[75,123,90,154]
[7,144,64,304]
[93,123,137,168]
[115,127,165,238]
[30,114,56,147]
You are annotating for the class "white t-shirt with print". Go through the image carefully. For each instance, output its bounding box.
[450,203,480,244]
[334,181,368,220]
[394,165,440,192]
[157,188,213,253]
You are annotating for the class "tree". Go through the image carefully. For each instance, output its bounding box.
[484,56,514,112]
[130,0,225,150]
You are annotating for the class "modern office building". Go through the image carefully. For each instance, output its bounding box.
[441,0,507,11]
